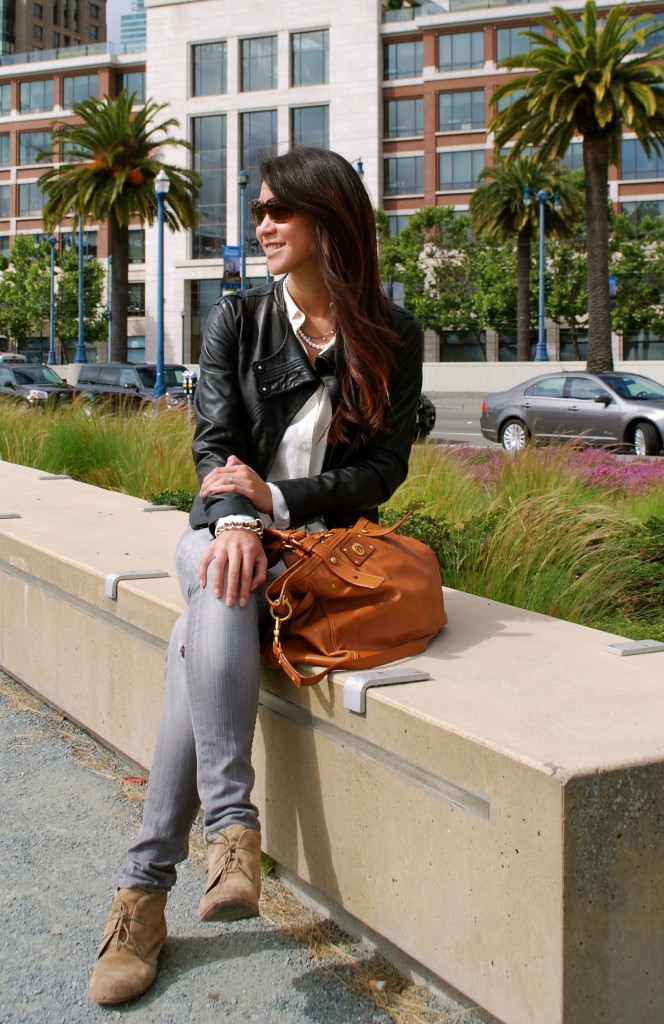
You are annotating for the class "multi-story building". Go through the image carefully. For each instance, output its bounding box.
[0,0,107,55]
[1,0,663,363]
[121,0,146,51]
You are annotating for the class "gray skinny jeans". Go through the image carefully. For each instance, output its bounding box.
[117,525,273,892]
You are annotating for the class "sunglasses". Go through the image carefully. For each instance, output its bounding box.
[250,198,294,226]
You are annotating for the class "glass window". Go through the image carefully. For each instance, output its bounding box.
[63,74,98,107]
[524,376,566,398]
[34,2,44,16]
[0,85,10,116]
[19,183,45,217]
[89,24,98,39]
[0,236,9,253]
[633,12,664,52]
[127,336,145,363]
[240,36,277,92]
[53,31,59,45]
[190,279,223,362]
[127,282,145,316]
[620,200,664,229]
[496,27,532,63]
[560,140,583,171]
[440,331,486,362]
[438,31,483,71]
[291,29,328,86]
[19,78,53,113]
[438,149,485,191]
[192,114,227,259]
[34,25,43,40]
[386,214,411,236]
[128,229,145,263]
[79,229,96,258]
[495,86,525,113]
[623,330,664,360]
[559,329,588,361]
[241,109,278,252]
[19,130,51,165]
[117,71,145,104]
[384,155,423,196]
[384,97,423,139]
[620,139,664,180]
[0,184,9,218]
[0,135,9,168]
[192,42,227,97]
[567,376,609,401]
[291,105,328,149]
[438,90,484,132]
[90,2,99,16]
[384,40,423,80]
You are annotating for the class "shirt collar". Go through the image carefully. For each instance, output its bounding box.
[283,276,335,354]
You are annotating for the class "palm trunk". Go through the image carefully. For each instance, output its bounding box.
[583,135,613,372]
[110,218,129,363]
[516,223,532,360]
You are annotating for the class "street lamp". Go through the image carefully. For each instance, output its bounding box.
[74,217,87,363]
[523,187,561,362]
[47,235,57,366]
[106,254,113,361]
[238,169,248,290]
[154,168,170,399]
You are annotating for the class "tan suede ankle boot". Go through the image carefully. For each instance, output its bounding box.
[198,824,261,922]
[88,887,167,1005]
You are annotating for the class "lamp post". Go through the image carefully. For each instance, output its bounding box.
[74,217,87,363]
[154,168,170,399]
[106,254,113,361]
[47,235,57,366]
[523,187,561,362]
[238,169,248,290]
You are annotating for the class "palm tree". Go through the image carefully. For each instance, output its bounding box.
[470,155,582,360]
[40,91,199,362]
[489,1,664,372]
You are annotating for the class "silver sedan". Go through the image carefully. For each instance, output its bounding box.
[480,371,664,456]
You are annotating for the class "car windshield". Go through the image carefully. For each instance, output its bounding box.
[601,374,664,401]
[13,366,66,385]
[136,367,184,388]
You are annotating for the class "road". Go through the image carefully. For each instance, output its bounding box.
[428,392,487,447]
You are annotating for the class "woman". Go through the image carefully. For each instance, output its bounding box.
[89,147,423,1005]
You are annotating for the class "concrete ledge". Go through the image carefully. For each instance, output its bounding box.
[2,461,664,1024]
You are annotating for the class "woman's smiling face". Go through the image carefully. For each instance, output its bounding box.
[254,184,318,279]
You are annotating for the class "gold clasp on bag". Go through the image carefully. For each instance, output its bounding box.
[270,595,293,642]
[351,542,365,556]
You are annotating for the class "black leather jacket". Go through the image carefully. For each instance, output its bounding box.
[189,278,423,533]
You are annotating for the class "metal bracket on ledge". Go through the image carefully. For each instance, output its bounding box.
[140,505,179,512]
[341,667,431,715]
[38,474,73,480]
[0,513,21,519]
[105,569,169,600]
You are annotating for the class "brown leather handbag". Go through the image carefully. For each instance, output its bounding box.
[261,515,447,687]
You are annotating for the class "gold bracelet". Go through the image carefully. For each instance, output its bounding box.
[214,518,265,538]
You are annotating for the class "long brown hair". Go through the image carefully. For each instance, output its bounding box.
[259,148,399,443]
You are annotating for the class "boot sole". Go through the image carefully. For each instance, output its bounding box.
[89,974,157,1006]
[199,899,260,923]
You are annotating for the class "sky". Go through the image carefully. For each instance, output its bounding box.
[106,0,135,44]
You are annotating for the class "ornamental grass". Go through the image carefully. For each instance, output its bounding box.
[1,404,662,640]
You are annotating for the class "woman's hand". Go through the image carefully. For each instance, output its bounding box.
[199,529,268,607]
[200,455,273,515]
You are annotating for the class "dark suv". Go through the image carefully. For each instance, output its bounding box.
[74,363,188,410]
[0,363,74,407]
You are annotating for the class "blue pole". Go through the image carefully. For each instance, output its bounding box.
[47,236,57,365]
[74,218,87,363]
[535,190,549,362]
[107,254,113,362]
[238,169,247,290]
[155,189,166,398]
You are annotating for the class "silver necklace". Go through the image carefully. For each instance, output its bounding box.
[296,325,336,351]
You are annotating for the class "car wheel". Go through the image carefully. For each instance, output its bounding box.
[500,419,530,452]
[633,421,660,457]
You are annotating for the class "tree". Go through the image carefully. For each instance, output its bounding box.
[610,213,664,344]
[0,236,51,346]
[470,155,582,359]
[56,247,108,362]
[39,90,199,361]
[489,1,664,372]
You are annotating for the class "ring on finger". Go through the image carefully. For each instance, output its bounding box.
[227,476,234,484]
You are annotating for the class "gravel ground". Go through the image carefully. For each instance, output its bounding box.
[0,669,487,1024]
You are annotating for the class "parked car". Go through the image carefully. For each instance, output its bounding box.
[480,371,664,456]
[74,363,188,411]
[0,352,27,364]
[0,363,74,407]
[415,393,436,440]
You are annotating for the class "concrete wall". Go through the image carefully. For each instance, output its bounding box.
[2,461,664,1024]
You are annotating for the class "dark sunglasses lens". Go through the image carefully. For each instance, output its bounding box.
[251,200,292,225]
